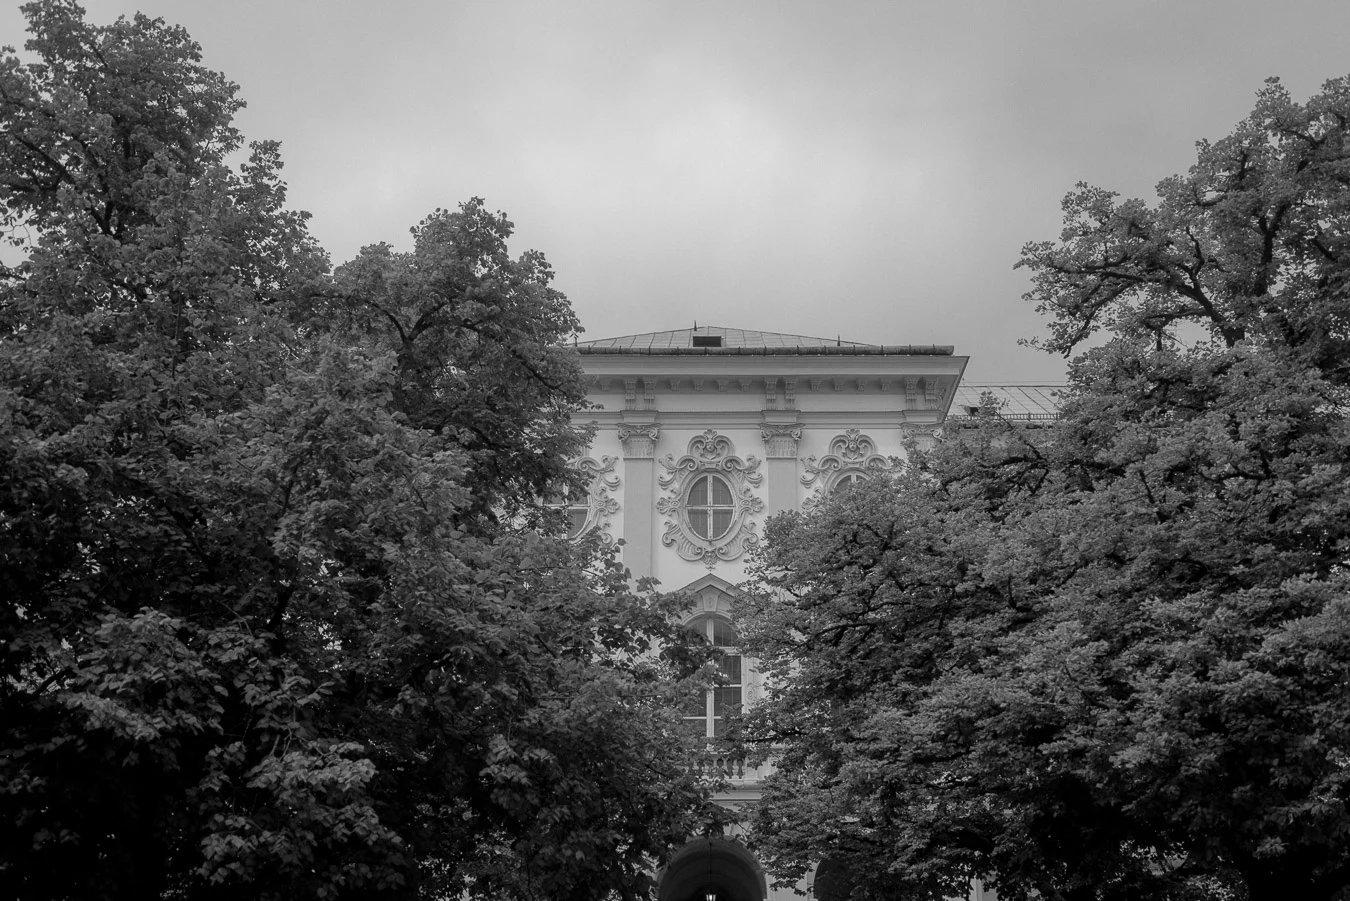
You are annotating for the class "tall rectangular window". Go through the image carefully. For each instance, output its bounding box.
[682,615,742,738]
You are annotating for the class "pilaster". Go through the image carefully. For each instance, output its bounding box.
[760,414,801,516]
[617,419,660,579]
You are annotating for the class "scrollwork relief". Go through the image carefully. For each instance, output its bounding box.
[617,423,660,458]
[760,424,802,459]
[801,429,900,498]
[567,455,622,546]
[901,425,944,442]
[656,430,764,568]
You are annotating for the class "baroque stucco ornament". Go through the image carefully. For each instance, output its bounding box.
[571,456,621,547]
[657,430,764,568]
[617,423,661,457]
[760,424,802,459]
[801,429,899,498]
[902,424,944,443]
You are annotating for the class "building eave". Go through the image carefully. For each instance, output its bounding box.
[575,344,955,356]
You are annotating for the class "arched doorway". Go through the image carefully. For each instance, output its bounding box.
[811,857,858,901]
[657,837,765,901]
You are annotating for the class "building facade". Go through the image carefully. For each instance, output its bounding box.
[572,326,1043,901]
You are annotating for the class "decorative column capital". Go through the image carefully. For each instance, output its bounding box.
[760,424,802,459]
[901,424,943,446]
[617,422,661,458]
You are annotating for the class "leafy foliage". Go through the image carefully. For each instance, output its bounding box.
[318,202,591,523]
[742,76,1350,901]
[0,3,713,899]
[1020,76,1350,378]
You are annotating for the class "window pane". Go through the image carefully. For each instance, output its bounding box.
[718,654,741,682]
[711,620,737,647]
[568,507,588,536]
[683,718,709,739]
[710,475,733,505]
[711,509,732,539]
[689,476,709,506]
[689,509,709,539]
[713,686,741,715]
[687,616,711,643]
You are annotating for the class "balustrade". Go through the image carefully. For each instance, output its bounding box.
[689,751,776,784]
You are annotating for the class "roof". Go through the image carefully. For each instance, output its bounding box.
[951,385,1064,420]
[576,326,953,356]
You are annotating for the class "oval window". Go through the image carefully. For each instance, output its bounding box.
[546,482,591,538]
[831,471,867,495]
[687,473,735,540]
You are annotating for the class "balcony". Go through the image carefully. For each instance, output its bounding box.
[690,749,776,788]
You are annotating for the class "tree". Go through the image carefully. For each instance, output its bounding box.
[0,3,714,899]
[317,201,591,523]
[1021,76,1350,380]
[741,76,1350,901]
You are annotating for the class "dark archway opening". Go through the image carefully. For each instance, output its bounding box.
[658,837,765,901]
[813,857,859,901]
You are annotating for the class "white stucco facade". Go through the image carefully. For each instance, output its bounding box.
[570,326,1002,901]
[575,327,966,587]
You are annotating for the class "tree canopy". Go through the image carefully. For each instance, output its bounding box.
[0,3,715,899]
[741,76,1350,901]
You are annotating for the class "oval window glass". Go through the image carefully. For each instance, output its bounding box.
[687,473,735,540]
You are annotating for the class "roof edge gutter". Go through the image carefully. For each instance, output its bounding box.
[574,345,956,356]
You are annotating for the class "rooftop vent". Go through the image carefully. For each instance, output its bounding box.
[691,335,723,348]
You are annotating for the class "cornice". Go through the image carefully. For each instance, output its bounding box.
[581,409,949,429]
[578,355,969,380]
[576,344,956,356]
[582,363,968,421]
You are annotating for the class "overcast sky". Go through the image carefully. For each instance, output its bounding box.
[7,0,1350,381]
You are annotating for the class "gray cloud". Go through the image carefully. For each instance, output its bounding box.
[8,0,1349,380]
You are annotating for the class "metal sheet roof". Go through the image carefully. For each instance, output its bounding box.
[578,326,873,349]
[576,326,953,355]
[952,385,1065,419]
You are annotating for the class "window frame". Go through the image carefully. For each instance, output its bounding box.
[682,614,743,740]
[828,470,869,495]
[547,456,621,545]
[685,472,736,541]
